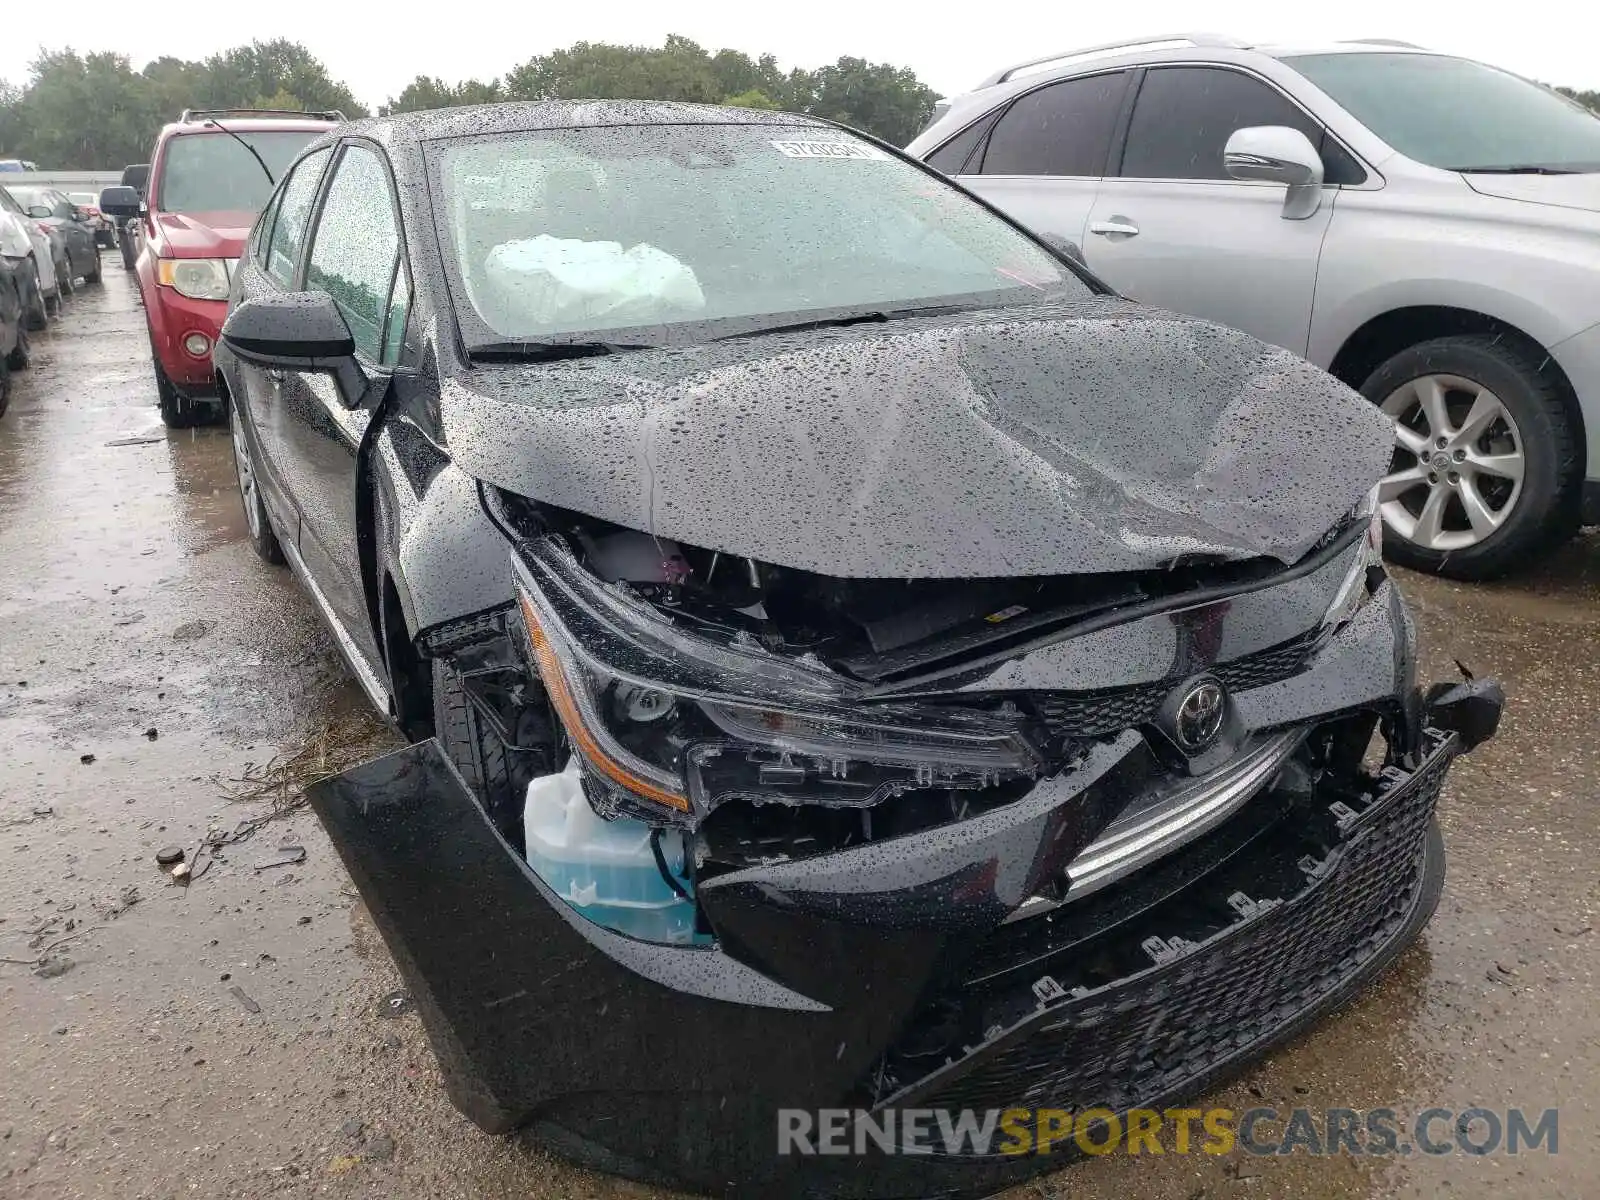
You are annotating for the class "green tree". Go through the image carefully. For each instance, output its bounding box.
[1557,85,1600,112]
[382,75,503,115]
[505,35,723,104]
[0,41,365,168]
[804,57,938,145]
[722,88,779,111]
[197,40,366,117]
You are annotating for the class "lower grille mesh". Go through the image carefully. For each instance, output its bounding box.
[896,732,1450,1124]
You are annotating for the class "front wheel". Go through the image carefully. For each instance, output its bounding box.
[6,323,29,371]
[1362,334,1580,579]
[229,400,284,563]
[152,350,203,428]
[24,260,48,330]
[83,251,102,285]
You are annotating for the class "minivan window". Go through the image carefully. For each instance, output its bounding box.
[306,144,405,363]
[980,72,1127,176]
[158,130,323,213]
[434,123,1086,345]
[265,147,332,287]
[1287,52,1600,172]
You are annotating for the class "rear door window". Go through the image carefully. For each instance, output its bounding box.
[979,72,1129,177]
[265,147,332,287]
[926,114,995,175]
[1120,66,1364,184]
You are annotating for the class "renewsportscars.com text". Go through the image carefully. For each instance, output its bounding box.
[777,1106,1559,1158]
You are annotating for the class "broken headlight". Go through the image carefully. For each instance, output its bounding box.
[512,538,1041,820]
[1322,484,1384,634]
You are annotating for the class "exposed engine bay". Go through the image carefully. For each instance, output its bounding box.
[421,483,1435,955]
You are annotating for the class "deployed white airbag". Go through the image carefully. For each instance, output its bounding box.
[484,235,705,328]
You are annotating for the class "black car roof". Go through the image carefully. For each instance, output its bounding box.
[337,100,834,148]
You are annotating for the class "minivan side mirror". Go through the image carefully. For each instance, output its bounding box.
[1223,126,1326,220]
[221,292,370,409]
[26,204,52,219]
[98,185,142,218]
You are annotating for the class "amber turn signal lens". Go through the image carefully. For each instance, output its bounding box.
[517,592,691,813]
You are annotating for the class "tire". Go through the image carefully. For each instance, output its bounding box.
[228,399,284,563]
[6,322,29,371]
[56,260,73,296]
[83,251,102,285]
[44,289,60,317]
[152,350,202,428]
[0,354,10,417]
[1360,334,1580,579]
[24,260,48,331]
[432,657,519,827]
[119,235,136,272]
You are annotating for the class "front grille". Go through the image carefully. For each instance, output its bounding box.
[1030,632,1318,739]
[880,729,1452,1126]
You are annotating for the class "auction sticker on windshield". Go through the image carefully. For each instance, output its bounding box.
[770,139,889,160]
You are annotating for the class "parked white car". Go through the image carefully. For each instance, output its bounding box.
[909,35,1600,577]
[0,183,59,327]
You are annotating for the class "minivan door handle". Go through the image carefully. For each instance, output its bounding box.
[1089,217,1140,238]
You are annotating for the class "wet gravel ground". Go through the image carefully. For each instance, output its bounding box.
[1,266,1596,1199]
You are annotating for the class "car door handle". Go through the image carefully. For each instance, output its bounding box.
[1089,218,1140,238]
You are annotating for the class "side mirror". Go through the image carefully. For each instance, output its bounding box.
[1039,232,1085,264]
[121,164,150,196]
[1223,126,1326,220]
[26,205,52,219]
[98,185,142,218]
[221,292,370,409]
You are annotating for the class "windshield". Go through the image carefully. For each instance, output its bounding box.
[157,129,322,214]
[69,192,96,206]
[432,123,1084,346]
[1287,52,1600,172]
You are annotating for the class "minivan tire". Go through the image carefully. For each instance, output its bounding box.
[1360,334,1580,579]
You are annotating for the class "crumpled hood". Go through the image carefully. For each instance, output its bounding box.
[1463,172,1600,214]
[152,210,253,258]
[441,299,1392,577]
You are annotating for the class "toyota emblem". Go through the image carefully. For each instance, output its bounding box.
[1173,679,1227,752]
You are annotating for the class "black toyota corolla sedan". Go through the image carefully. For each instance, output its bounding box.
[214,101,1502,1198]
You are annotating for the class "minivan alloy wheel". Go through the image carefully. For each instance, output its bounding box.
[1378,373,1525,551]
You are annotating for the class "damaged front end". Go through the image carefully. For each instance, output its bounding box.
[311,487,1501,1199]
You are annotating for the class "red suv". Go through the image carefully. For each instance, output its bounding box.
[100,108,343,426]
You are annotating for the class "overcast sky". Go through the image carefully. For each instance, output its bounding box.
[4,1,1596,110]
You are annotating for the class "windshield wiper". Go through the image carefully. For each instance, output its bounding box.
[713,303,980,343]
[468,340,656,362]
[203,119,276,186]
[1451,164,1580,175]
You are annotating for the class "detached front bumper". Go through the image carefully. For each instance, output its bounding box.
[309,606,1498,1199]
